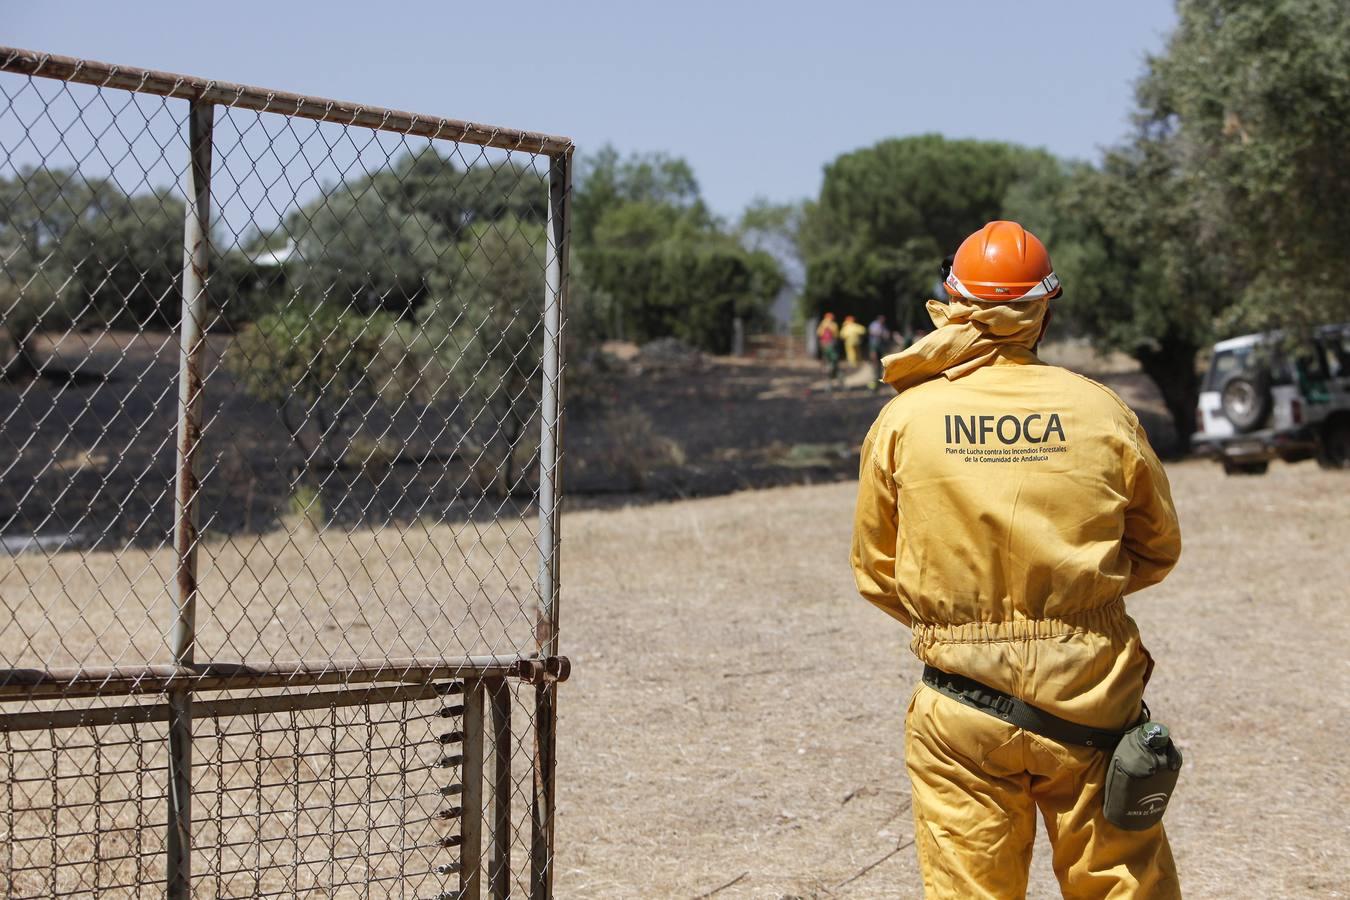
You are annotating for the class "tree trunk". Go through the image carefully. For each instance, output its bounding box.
[1134,337,1200,457]
[313,405,340,470]
[279,404,319,475]
[3,332,40,381]
[498,410,525,499]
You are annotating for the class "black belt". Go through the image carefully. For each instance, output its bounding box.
[921,665,1142,750]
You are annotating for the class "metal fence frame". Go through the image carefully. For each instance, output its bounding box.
[0,45,572,899]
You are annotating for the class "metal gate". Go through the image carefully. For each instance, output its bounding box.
[0,46,570,898]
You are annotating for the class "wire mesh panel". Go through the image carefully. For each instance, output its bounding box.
[3,721,170,898]
[0,680,537,898]
[193,687,466,899]
[0,45,570,899]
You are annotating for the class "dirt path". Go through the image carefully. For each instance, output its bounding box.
[553,461,1350,899]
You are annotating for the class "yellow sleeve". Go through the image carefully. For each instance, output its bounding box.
[850,420,911,625]
[1122,422,1182,594]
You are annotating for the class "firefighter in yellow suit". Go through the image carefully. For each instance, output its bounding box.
[840,315,868,365]
[851,221,1183,899]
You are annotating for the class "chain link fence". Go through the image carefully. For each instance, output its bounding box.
[0,46,571,898]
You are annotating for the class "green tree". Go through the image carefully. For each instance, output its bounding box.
[1,169,185,370]
[1006,0,1350,450]
[0,168,117,251]
[367,150,546,237]
[737,199,807,319]
[0,170,75,374]
[0,259,75,378]
[282,185,442,316]
[802,135,1060,336]
[574,146,782,350]
[275,149,547,320]
[1139,0,1350,330]
[226,304,413,470]
[802,238,940,340]
[417,219,546,497]
[1007,147,1221,448]
[75,189,186,327]
[584,242,783,352]
[573,145,706,247]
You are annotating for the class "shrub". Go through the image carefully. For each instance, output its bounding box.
[226,304,416,471]
[416,219,545,498]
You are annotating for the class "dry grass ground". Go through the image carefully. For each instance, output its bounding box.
[553,461,1350,899]
[0,518,539,669]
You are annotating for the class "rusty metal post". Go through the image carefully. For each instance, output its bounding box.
[167,98,213,900]
[459,681,485,899]
[529,682,557,900]
[531,148,570,900]
[488,679,512,900]
[534,151,570,658]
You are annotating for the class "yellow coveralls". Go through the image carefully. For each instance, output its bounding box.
[851,298,1182,899]
[841,319,868,365]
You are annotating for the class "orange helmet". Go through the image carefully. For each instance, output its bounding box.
[943,221,1061,302]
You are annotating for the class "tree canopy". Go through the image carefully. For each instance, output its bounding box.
[800,135,1060,334]
[574,145,783,352]
[1005,0,1350,448]
[278,150,545,317]
[1139,0,1350,332]
[0,168,185,330]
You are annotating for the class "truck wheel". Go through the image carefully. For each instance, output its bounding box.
[1223,459,1270,476]
[1316,417,1350,470]
[1220,372,1272,433]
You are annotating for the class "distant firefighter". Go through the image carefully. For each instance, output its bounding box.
[816,312,841,383]
[840,315,866,365]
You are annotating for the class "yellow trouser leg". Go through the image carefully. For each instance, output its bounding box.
[905,686,1182,899]
[905,686,1036,899]
[1028,736,1182,899]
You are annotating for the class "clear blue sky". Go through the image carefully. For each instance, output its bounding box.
[5,0,1177,220]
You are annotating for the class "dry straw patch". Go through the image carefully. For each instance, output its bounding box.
[1,519,540,670]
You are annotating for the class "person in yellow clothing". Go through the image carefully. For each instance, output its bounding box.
[840,314,868,365]
[851,221,1182,899]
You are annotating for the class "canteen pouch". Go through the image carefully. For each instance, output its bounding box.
[1104,721,1183,830]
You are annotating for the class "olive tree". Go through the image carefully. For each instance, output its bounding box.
[573,146,783,350]
[1005,0,1350,450]
[279,150,546,319]
[1,169,179,375]
[227,303,413,470]
[1139,0,1350,331]
[416,219,546,498]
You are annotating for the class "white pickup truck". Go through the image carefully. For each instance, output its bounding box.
[1192,323,1350,474]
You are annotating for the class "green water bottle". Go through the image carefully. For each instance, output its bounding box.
[1103,721,1184,830]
